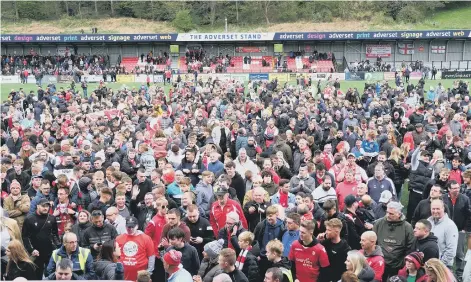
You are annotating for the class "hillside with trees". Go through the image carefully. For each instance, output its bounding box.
[1,1,470,33]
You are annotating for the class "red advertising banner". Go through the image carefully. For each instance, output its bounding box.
[366,44,392,58]
[235,46,267,53]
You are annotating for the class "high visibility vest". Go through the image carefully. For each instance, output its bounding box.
[52,247,90,272]
[280,267,293,282]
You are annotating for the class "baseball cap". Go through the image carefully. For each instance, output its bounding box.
[379,190,393,204]
[214,188,229,197]
[347,153,356,158]
[126,216,138,228]
[344,194,358,207]
[38,198,51,206]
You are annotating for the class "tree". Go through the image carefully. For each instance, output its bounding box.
[173,9,194,32]
[110,0,114,17]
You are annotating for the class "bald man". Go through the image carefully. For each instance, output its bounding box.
[359,231,385,282]
[106,206,127,235]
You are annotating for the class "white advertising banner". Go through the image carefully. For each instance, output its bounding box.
[365,44,392,58]
[176,33,275,42]
[0,76,20,83]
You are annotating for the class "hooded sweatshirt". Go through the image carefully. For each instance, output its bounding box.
[358,266,375,282]
[410,233,440,263]
[360,246,385,282]
[139,148,156,176]
[254,218,285,256]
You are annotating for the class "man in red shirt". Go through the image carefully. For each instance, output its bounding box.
[145,198,168,282]
[289,220,330,282]
[117,216,155,281]
[210,188,248,237]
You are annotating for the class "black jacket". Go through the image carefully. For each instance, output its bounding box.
[82,223,118,258]
[317,212,348,240]
[132,178,153,203]
[6,137,22,155]
[4,260,37,281]
[130,199,156,231]
[167,243,200,276]
[235,241,260,282]
[22,212,60,254]
[71,221,92,247]
[243,200,271,232]
[183,216,214,259]
[230,173,246,203]
[226,268,249,282]
[344,209,365,250]
[120,157,140,179]
[409,233,440,263]
[442,193,471,231]
[321,239,351,282]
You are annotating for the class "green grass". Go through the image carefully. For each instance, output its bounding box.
[0,78,461,102]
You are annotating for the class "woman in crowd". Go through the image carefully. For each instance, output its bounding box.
[345,250,375,282]
[397,252,428,282]
[71,210,92,247]
[424,258,457,282]
[3,239,37,281]
[93,240,124,280]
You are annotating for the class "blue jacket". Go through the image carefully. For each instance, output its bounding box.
[208,160,224,176]
[29,191,53,215]
[45,246,95,280]
[270,192,296,207]
[236,136,248,153]
[281,230,300,257]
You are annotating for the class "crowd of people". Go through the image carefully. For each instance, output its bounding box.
[1,52,110,77]
[0,68,470,282]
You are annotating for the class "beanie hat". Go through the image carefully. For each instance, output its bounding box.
[163,250,182,266]
[405,252,424,269]
[78,177,92,190]
[204,239,224,259]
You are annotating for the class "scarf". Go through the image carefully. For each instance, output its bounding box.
[235,246,252,270]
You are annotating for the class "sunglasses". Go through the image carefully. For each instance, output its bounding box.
[161,205,168,209]
[92,210,103,216]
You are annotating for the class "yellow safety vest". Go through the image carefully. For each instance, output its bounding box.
[280,267,293,282]
[52,247,90,272]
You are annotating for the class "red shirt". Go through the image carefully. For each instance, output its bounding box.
[279,191,288,208]
[144,213,167,257]
[117,232,155,281]
[336,180,358,211]
[209,199,248,237]
[289,239,330,282]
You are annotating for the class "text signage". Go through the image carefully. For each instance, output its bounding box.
[273,30,471,41]
[441,71,471,79]
[1,33,178,43]
[176,33,275,41]
[366,44,391,58]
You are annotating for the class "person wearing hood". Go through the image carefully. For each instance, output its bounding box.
[194,239,225,282]
[234,231,260,282]
[266,239,293,282]
[254,205,286,277]
[116,216,155,281]
[374,201,414,281]
[82,210,118,259]
[71,210,93,247]
[397,252,429,282]
[93,239,124,280]
[289,220,329,282]
[428,199,459,269]
[45,232,95,279]
[360,231,385,282]
[345,250,375,282]
[77,176,97,211]
[319,218,351,282]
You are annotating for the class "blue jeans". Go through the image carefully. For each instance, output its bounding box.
[83,88,88,98]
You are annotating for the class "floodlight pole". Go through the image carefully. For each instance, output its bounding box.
[225,17,228,32]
